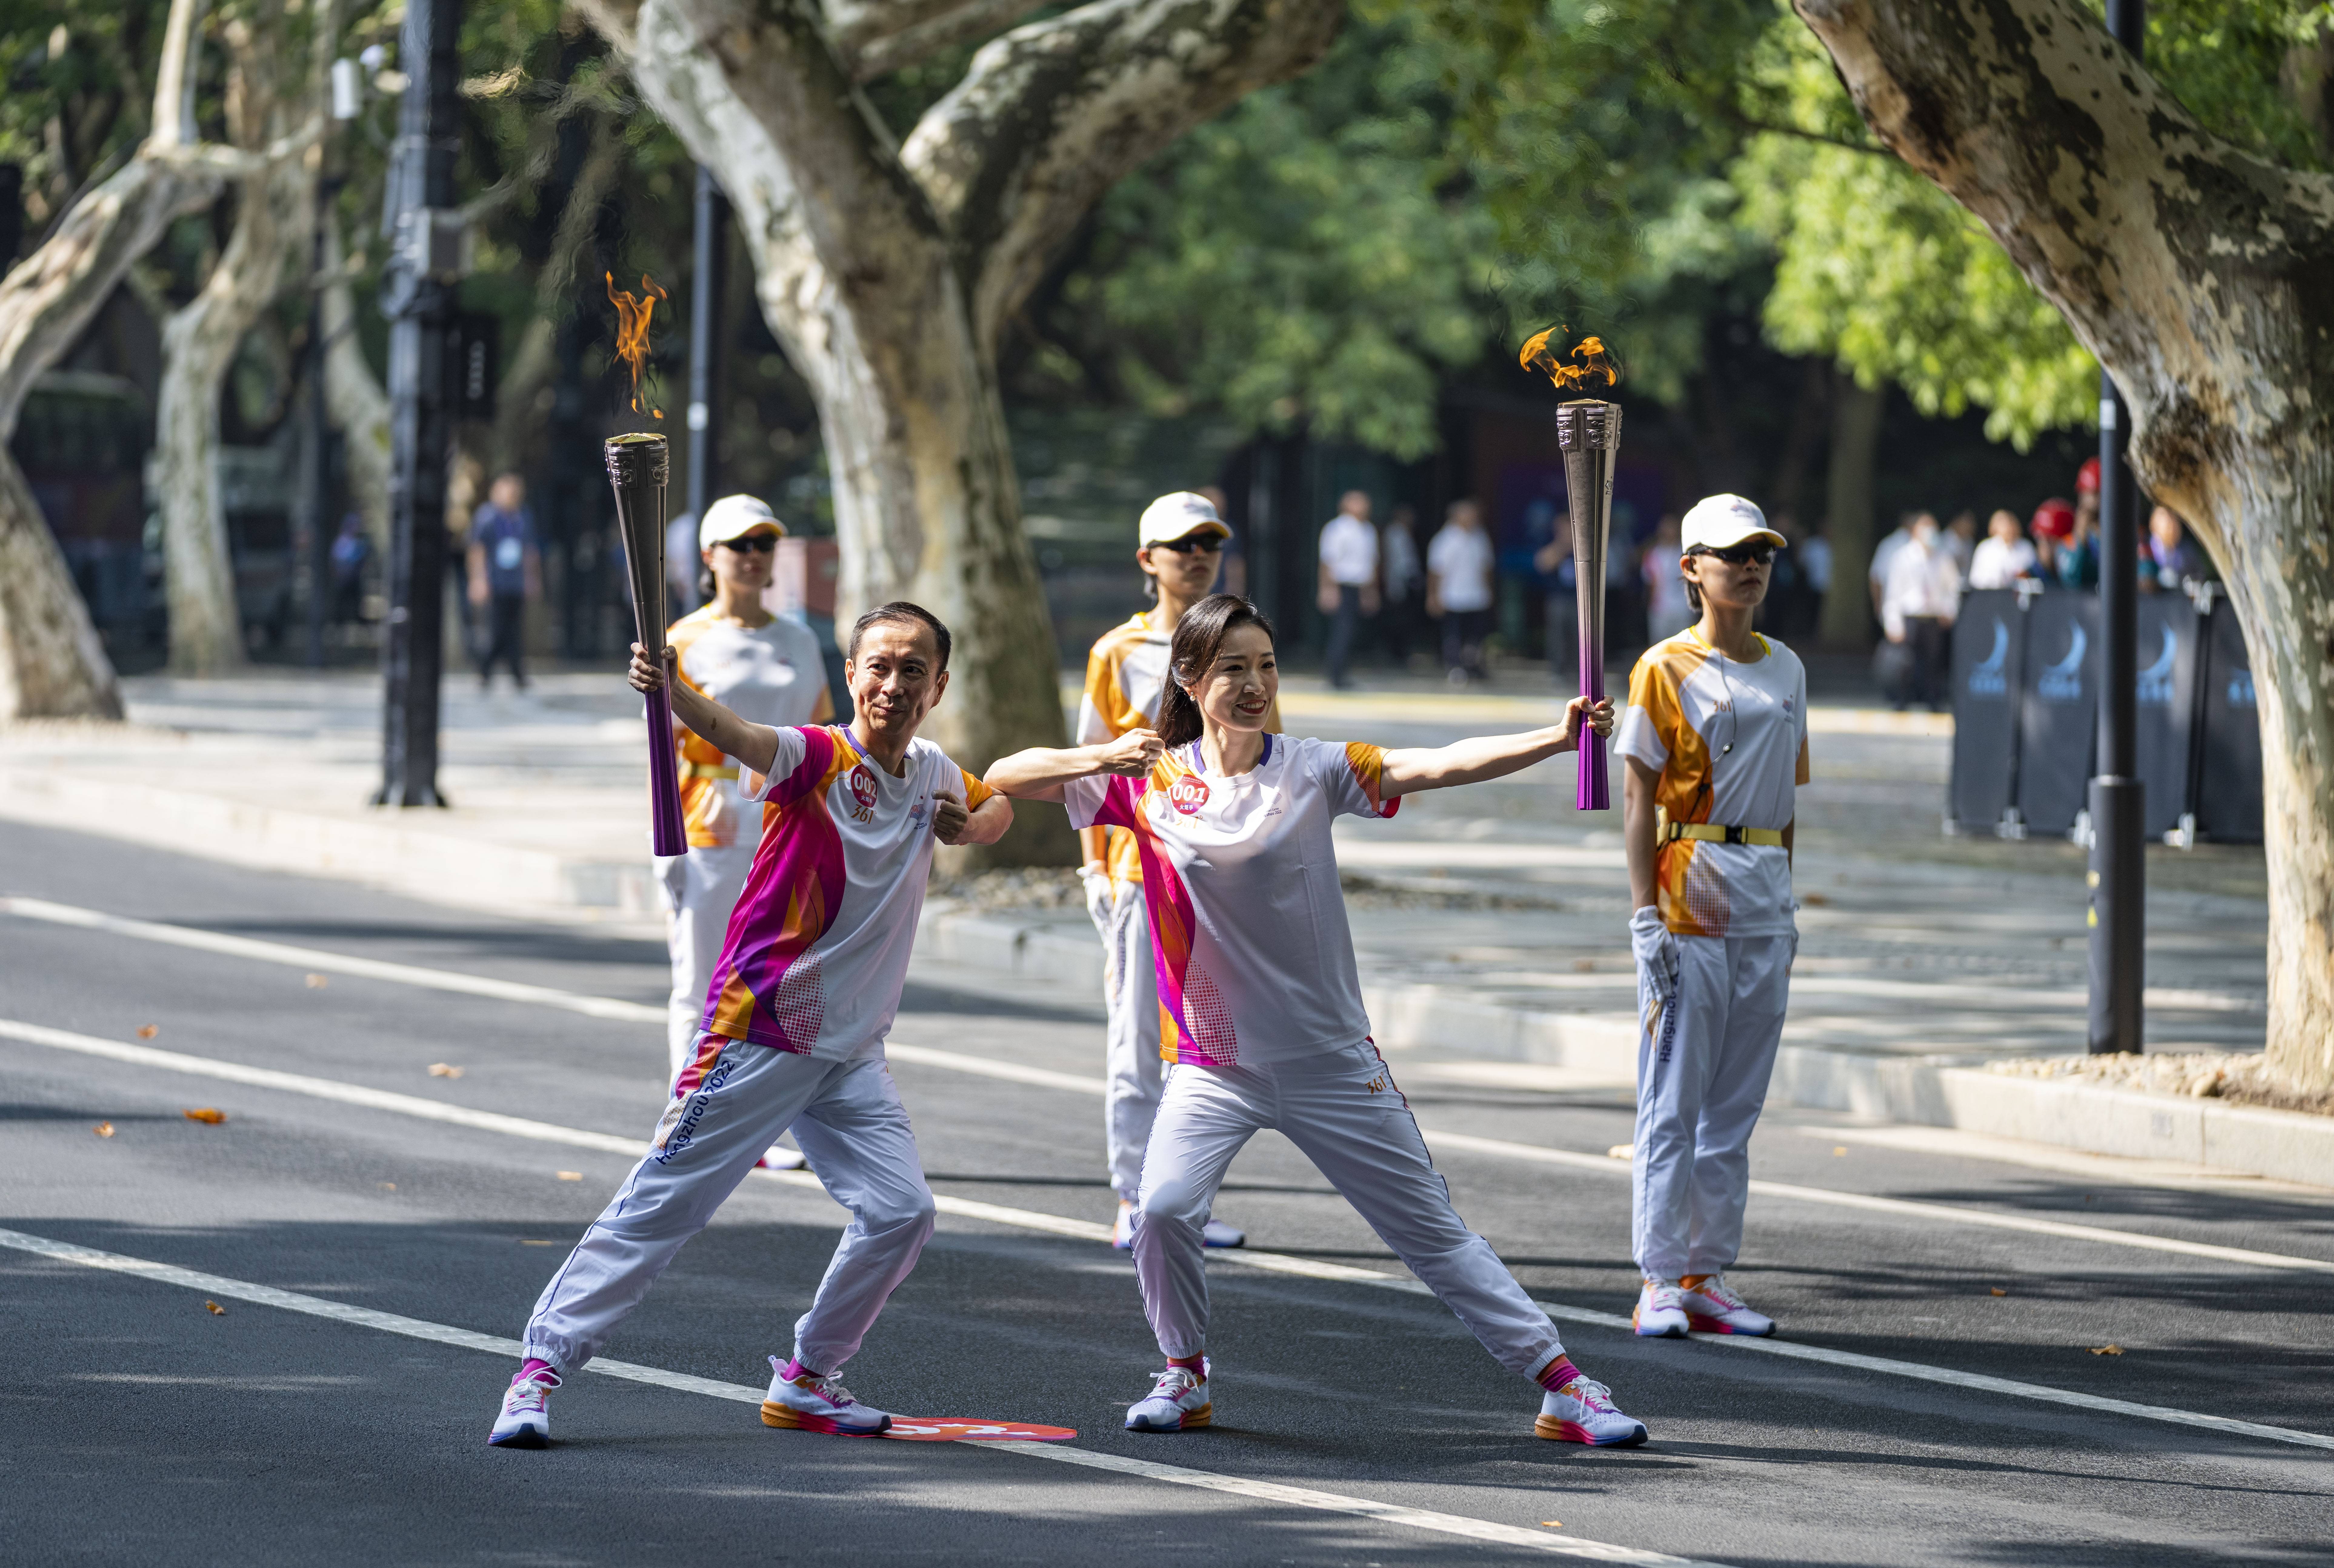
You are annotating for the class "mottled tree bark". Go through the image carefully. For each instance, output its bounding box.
[576,0,1343,862]
[1794,0,2334,1086]
[1820,375,1884,649]
[321,215,392,554]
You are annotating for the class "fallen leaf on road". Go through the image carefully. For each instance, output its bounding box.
[1540,1521,1563,1529]
[136,1025,158,1039]
[428,1063,464,1078]
[1606,1144,1634,1161]
[1803,893,1830,907]
[380,1182,397,1191]
[556,1171,583,1181]
[93,1122,114,1138]
[204,1300,226,1315]
[1572,958,1595,972]
[183,1108,226,1125]
[305,973,329,989]
[2089,1344,2124,1356]
[1989,1287,2008,1297]
[520,1239,560,1245]
[1832,1146,1848,1156]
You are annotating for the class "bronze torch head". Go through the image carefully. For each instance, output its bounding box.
[605,432,671,650]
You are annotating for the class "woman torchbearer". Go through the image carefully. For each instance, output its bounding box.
[1616,494,1808,1340]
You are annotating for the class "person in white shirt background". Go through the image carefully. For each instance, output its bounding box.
[1426,498,1496,686]
[1315,490,1379,690]
[984,594,1649,1448]
[1881,511,1962,712]
[1966,509,2039,591]
[1866,512,1914,630]
[1378,501,1423,667]
[665,508,704,617]
[1642,511,1695,643]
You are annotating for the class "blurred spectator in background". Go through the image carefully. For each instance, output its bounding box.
[1869,511,1917,625]
[1427,498,1494,687]
[1881,511,1960,711]
[2060,458,2102,590]
[2143,504,2199,594]
[1380,502,1423,665]
[1200,485,1242,597]
[468,472,541,692]
[1798,520,1833,601]
[1643,511,1694,642]
[666,508,702,617]
[1944,510,1978,575]
[329,511,371,627]
[2030,497,2075,584]
[1317,489,1379,690]
[1533,500,1575,681]
[1967,508,2038,589]
[1760,512,1820,639]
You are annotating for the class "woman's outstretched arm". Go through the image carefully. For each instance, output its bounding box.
[1377,696,1613,798]
[984,730,1166,804]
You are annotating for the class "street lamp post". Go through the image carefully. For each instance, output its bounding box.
[375,0,464,807]
[2088,0,2147,1054]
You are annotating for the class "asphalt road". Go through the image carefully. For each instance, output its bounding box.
[3,819,2330,1567]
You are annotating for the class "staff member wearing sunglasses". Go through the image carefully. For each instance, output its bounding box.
[1614,494,1809,1341]
[657,497,835,1096]
[1076,493,1257,1251]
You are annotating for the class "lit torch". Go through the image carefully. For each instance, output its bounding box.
[1521,328,1622,812]
[605,274,687,855]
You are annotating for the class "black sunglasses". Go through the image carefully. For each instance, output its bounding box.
[1690,541,1774,566]
[1150,534,1224,555]
[717,533,780,553]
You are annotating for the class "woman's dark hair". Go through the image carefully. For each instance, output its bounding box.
[1681,550,1703,614]
[1156,594,1275,747]
[697,561,716,601]
[848,601,952,668]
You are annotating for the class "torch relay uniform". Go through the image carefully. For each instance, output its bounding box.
[1067,737,1643,1442]
[657,602,832,1075]
[1614,627,1808,1329]
[516,724,992,1400]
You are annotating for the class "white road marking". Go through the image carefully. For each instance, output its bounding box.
[5,1016,2330,1453]
[0,1227,1725,1567]
[9,895,2321,1276]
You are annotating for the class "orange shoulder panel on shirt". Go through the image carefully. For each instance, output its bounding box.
[1630,638,1720,938]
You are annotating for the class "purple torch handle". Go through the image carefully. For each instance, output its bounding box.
[1576,635,1609,812]
[644,652,688,857]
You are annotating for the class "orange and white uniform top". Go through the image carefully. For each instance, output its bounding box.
[1614,628,1810,939]
[666,605,831,850]
[1076,613,1278,887]
[1063,735,1398,1068]
[695,725,993,1059]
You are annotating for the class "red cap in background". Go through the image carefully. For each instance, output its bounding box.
[2076,456,2102,494]
[2032,498,2077,539]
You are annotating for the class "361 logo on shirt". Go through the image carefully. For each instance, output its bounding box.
[847,764,878,824]
[1165,773,1210,815]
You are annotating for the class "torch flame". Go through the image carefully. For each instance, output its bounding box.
[1520,326,1621,394]
[606,271,669,416]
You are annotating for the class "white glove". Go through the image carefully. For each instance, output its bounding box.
[1079,865,1115,927]
[1630,906,1679,1000]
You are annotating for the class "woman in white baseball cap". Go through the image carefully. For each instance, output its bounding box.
[1611,492,1807,1342]
[656,495,834,1157]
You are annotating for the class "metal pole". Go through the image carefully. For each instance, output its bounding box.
[686,165,726,524]
[375,0,462,807]
[2088,0,2146,1053]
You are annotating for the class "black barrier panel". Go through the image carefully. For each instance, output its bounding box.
[2197,601,2264,843]
[2016,592,2099,836]
[1948,591,2026,829]
[2133,592,2197,836]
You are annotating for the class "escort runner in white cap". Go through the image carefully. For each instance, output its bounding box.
[1076,492,1250,1252]
[654,497,834,1178]
[489,602,1013,1449]
[1614,492,1805,1340]
[985,595,1647,1447]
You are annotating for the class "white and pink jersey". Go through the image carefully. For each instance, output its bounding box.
[1063,735,1399,1068]
[694,724,993,1060]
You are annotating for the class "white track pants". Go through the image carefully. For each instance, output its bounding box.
[1093,883,1164,1203]
[522,1039,935,1376]
[1631,933,1793,1282]
[1132,1041,1564,1380]
[657,844,756,1078]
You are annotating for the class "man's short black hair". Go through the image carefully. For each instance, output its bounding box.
[847,601,952,669]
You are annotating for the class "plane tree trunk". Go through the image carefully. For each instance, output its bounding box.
[1794,0,2334,1086]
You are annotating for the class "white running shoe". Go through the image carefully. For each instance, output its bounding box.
[1110,1205,1245,1250]
[1536,1376,1649,1447]
[1633,1278,1690,1338]
[757,1144,807,1172]
[1124,1361,1211,1432]
[487,1370,558,1448]
[761,1355,891,1436]
[1680,1273,1775,1336]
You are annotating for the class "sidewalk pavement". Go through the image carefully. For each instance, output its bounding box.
[2,667,2318,1187]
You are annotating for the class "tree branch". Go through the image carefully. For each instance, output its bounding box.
[842,0,1054,82]
[901,0,1345,357]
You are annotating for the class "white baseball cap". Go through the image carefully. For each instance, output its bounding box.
[699,494,786,552]
[1138,491,1232,548]
[1680,494,1785,553]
